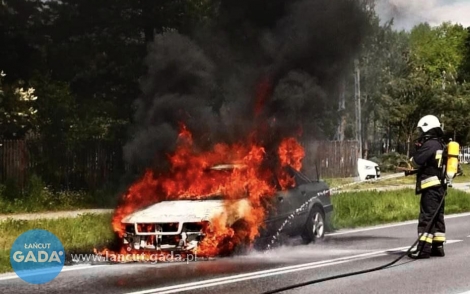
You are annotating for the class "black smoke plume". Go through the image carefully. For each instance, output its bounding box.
[123,0,370,174]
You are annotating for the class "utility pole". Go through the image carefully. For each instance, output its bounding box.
[354,59,362,158]
[335,76,346,141]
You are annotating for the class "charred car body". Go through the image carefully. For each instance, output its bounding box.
[121,164,333,253]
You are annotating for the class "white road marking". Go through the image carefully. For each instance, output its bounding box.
[126,240,463,294]
[327,212,470,236]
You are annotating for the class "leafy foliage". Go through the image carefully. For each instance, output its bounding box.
[357,16,470,156]
[369,152,410,172]
[0,71,38,138]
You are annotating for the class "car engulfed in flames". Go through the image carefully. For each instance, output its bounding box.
[120,190,251,252]
[99,125,333,260]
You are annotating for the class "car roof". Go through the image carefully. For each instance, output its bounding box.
[207,163,315,183]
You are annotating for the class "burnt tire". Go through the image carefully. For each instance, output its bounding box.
[301,206,325,244]
[227,219,251,256]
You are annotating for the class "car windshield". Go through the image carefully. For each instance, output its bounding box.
[205,163,316,191]
[183,163,318,200]
[183,164,249,200]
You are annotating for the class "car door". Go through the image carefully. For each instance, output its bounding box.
[263,169,309,237]
[282,170,314,234]
[295,171,333,231]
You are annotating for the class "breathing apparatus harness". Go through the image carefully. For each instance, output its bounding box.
[409,135,460,187]
[262,138,460,294]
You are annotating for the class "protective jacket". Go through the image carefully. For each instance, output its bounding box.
[410,138,445,194]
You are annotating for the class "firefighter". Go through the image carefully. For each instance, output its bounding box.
[408,114,447,259]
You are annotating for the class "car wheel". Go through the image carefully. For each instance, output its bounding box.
[229,219,251,256]
[301,206,325,244]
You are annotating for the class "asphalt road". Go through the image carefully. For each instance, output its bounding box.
[2,212,470,294]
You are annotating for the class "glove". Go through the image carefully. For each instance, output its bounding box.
[404,169,418,176]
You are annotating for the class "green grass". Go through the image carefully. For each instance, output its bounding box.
[331,188,470,229]
[322,177,356,188]
[0,190,115,214]
[323,174,414,192]
[454,164,470,183]
[0,213,116,273]
[0,175,117,214]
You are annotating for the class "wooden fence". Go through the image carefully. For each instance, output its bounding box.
[0,140,29,187]
[303,140,359,179]
[0,139,126,190]
[0,139,359,190]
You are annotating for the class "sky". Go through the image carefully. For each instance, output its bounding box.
[375,0,470,31]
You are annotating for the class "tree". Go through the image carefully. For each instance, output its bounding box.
[407,23,470,143]
[384,65,441,156]
[358,18,400,157]
[458,27,470,83]
[409,22,468,84]
[0,70,39,139]
[0,0,45,82]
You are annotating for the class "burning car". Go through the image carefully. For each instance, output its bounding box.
[120,163,333,255]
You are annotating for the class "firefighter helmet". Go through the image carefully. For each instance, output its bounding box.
[417,115,441,133]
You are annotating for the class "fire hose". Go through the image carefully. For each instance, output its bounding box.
[262,140,460,294]
[262,181,447,294]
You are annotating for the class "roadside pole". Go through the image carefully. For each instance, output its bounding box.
[354,59,362,159]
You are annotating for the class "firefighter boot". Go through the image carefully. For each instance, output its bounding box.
[408,241,431,259]
[431,242,445,257]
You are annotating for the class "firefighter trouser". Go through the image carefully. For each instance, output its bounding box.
[417,185,446,253]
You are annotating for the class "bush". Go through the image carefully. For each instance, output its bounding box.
[1,178,22,201]
[0,183,5,199]
[369,152,410,172]
[25,174,50,203]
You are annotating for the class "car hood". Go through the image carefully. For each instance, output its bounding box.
[357,158,378,167]
[121,199,249,223]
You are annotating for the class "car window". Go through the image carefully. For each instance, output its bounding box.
[293,172,310,186]
[280,166,312,187]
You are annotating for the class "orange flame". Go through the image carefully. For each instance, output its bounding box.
[104,124,305,260]
[277,137,305,190]
[278,137,305,170]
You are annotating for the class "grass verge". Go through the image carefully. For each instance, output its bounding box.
[0,213,115,274]
[0,174,118,214]
[322,177,356,188]
[331,188,470,229]
[454,164,470,183]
